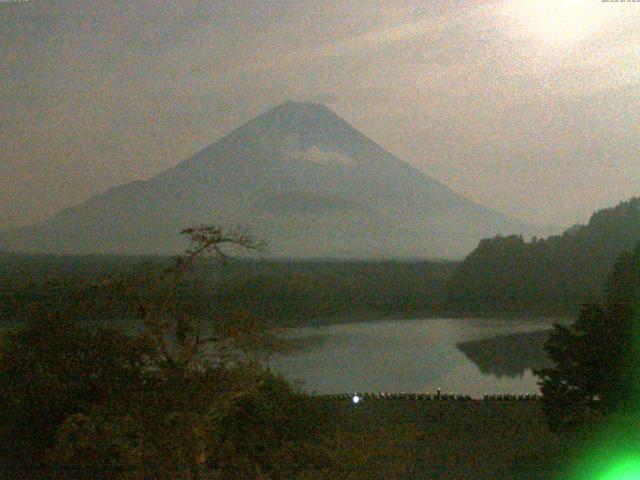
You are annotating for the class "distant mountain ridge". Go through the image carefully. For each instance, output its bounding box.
[1,102,537,258]
[446,197,640,311]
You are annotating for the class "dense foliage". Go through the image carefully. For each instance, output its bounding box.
[536,243,640,433]
[0,317,153,475]
[1,257,456,326]
[0,316,337,479]
[446,198,640,314]
[0,228,421,479]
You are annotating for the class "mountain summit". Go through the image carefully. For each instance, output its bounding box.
[1,102,535,258]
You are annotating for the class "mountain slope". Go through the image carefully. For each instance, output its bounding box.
[1,102,535,258]
[446,197,640,311]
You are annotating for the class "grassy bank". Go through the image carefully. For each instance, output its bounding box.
[316,397,566,479]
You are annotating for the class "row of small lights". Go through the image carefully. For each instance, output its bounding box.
[344,391,543,404]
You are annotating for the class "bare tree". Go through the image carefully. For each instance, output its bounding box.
[136,226,280,374]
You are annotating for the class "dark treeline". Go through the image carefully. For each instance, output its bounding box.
[0,255,457,326]
[4,197,640,324]
[446,198,640,314]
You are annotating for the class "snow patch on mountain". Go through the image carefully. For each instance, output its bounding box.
[289,146,356,166]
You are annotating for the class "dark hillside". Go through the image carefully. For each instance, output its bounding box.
[446,198,640,313]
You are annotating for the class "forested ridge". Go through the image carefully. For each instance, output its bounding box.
[446,197,640,313]
[0,257,456,326]
[3,198,640,323]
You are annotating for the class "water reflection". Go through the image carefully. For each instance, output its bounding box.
[268,317,568,398]
[456,330,553,378]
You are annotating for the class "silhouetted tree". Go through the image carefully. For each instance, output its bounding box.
[536,243,640,433]
[1,226,419,479]
[0,317,153,477]
[0,226,288,479]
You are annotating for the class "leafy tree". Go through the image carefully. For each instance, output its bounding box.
[536,243,640,433]
[0,226,284,479]
[47,368,325,480]
[0,317,153,477]
[2,226,421,480]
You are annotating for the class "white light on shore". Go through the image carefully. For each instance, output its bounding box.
[352,394,361,404]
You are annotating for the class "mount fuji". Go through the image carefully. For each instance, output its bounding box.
[1,102,537,259]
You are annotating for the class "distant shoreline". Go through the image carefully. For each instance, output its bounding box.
[292,310,576,328]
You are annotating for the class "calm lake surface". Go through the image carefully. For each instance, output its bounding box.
[267,317,569,398]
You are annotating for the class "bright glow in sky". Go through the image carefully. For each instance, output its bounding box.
[2,0,640,230]
[501,0,622,47]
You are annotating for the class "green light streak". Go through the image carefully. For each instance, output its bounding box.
[558,300,640,480]
[598,458,640,480]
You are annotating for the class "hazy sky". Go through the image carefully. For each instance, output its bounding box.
[2,0,639,229]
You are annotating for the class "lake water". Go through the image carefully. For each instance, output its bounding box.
[267,317,569,398]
